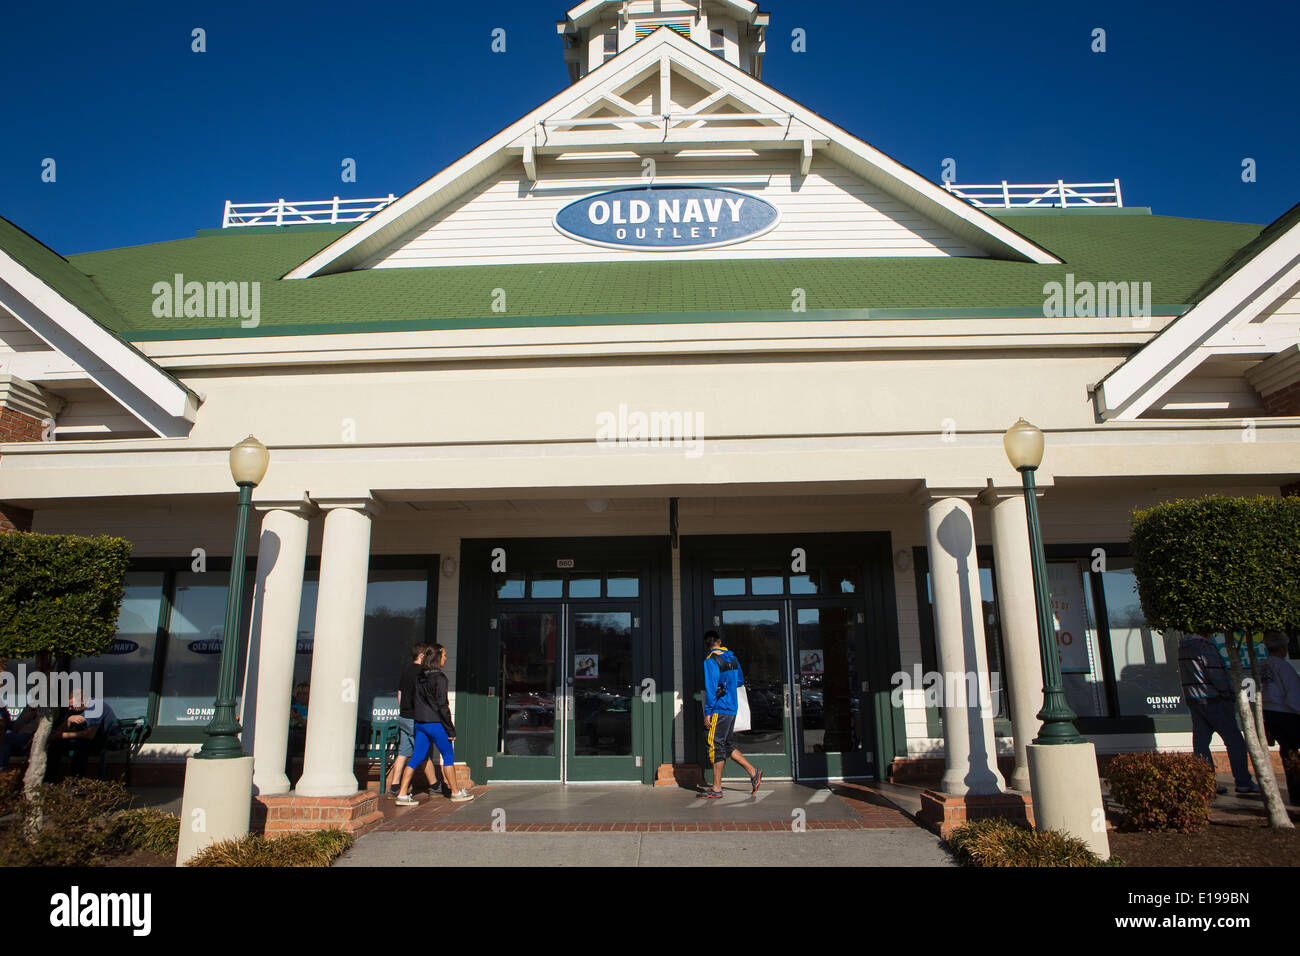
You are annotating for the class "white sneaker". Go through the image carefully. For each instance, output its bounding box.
[449,789,474,803]
[395,794,418,806]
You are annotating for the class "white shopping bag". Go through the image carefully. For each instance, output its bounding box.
[734,685,752,733]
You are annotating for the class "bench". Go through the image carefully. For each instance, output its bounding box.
[98,717,152,786]
[359,720,400,792]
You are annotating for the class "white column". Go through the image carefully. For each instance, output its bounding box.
[242,499,313,796]
[923,489,1006,796]
[295,499,378,797]
[982,485,1045,793]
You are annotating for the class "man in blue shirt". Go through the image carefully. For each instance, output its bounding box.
[699,630,761,799]
[1178,633,1257,795]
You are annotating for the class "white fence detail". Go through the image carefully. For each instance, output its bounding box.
[943,179,1123,208]
[221,195,397,228]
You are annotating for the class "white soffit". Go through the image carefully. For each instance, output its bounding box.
[284,27,1059,280]
[559,0,763,31]
[1095,214,1300,422]
[0,248,198,438]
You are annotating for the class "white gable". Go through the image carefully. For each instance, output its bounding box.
[1096,210,1300,421]
[285,27,1058,280]
[0,255,198,440]
[364,154,982,269]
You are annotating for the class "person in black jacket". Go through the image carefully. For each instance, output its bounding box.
[396,643,473,804]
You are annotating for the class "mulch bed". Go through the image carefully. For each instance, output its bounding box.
[1107,801,1300,867]
[104,849,174,867]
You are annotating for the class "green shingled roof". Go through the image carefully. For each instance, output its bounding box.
[52,210,1267,341]
[0,216,198,399]
[0,215,128,332]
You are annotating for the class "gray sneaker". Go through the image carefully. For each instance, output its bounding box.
[449,788,474,803]
[395,794,418,806]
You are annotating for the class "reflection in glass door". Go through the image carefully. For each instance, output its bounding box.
[495,610,561,778]
[793,605,868,779]
[491,605,640,782]
[567,609,637,780]
[718,608,791,779]
[710,601,872,781]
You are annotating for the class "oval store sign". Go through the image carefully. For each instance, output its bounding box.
[554,185,779,251]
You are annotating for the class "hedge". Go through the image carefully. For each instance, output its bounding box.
[1130,495,1300,635]
[0,532,133,658]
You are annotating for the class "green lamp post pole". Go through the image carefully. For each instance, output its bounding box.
[196,435,269,760]
[1004,418,1082,745]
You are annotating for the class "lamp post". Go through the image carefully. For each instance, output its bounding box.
[196,436,270,758]
[176,436,268,864]
[1002,419,1081,745]
[1003,418,1108,858]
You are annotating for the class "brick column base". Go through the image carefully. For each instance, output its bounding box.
[917,789,1035,839]
[252,790,384,837]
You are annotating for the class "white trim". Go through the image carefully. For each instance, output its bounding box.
[1095,215,1300,421]
[0,249,198,438]
[124,314,1174,372]
[283,28,1058,280]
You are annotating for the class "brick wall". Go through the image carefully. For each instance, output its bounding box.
[0,405,42,532]
[1263,380,1300,417]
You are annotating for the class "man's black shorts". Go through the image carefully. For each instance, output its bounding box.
[706,713,736,763]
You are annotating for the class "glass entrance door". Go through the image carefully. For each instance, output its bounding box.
[709,601,873,781]
[717,606,793,779]
[491,604,641,782]
[495,608,562,780]
[566,608,638,781]
[791,603,871,779]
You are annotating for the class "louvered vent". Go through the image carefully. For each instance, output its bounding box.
[635,19,691,40]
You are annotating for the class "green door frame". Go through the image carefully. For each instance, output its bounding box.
[680,531,905,780]
[456,536,672,785]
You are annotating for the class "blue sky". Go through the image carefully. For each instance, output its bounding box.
[1,0,1296,254]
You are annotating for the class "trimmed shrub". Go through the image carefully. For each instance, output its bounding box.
[187,828,354,867]
[104,807,181,856]
[0,532,133,658]
[1130,496,1300,637]
[947,817,1116,867]
[1107,752,1216,832]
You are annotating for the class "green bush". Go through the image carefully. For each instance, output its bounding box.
[104,807,180,856]
[187,828,355,867]
[1130,496,1300,636]
[1106,752,1217,832]
[947,816,1116,867]
[0,532,132,658]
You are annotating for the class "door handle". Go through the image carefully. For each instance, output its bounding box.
[783,683,790,716]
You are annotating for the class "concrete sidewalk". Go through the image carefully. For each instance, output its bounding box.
[337,826,955,867]
[336,781,956,866]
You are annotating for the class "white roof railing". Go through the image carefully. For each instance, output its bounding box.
[943,179,1123,209]
[221,195,397,228]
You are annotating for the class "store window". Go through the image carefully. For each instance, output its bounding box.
[1090,561,1186,717]
[919,546,1190,728]
[919,560,1007,719]
[92,571,166,720]
[1049,560,1108,717]
[280,568,434,726]
[66,557,436,739]
[157,571,251,728]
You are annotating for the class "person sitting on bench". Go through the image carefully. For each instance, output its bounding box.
[47,691,117,782]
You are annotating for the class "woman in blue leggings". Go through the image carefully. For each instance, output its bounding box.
[397,644,473,804]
